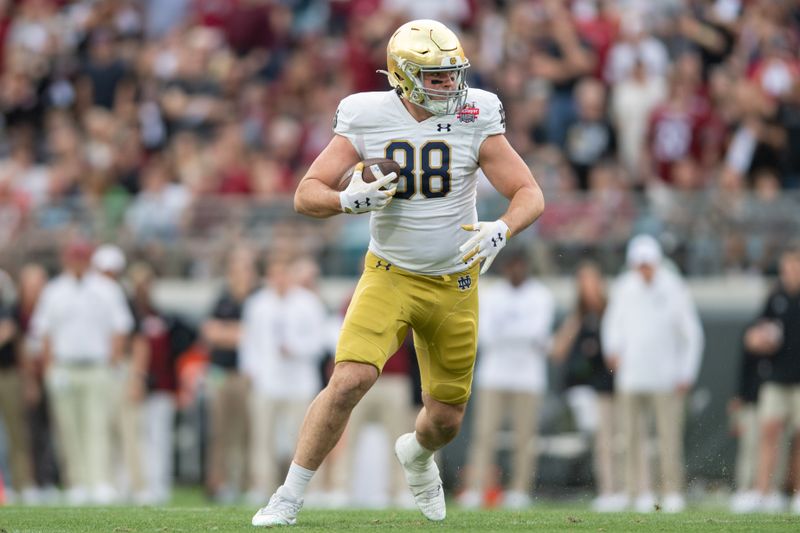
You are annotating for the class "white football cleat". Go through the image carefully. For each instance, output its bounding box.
[394,433,446,521]
[251,486,303,527]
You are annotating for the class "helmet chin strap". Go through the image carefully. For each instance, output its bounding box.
[425,99,450,116]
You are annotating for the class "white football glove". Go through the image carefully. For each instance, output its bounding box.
[339,162,397,214]
[457,219,511,274]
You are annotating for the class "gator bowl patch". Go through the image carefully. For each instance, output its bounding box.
[457,103,480,123]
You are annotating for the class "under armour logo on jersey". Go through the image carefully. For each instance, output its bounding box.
[457,274,472,291]
[437,123,452,132]
[375,260,391,271]
[491,233,504,247]
[354,198,371,209]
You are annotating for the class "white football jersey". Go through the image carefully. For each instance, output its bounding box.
[334,88,506,275]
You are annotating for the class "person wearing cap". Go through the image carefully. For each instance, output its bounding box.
[92,244,127,277]
[31,240,134,505]
[92,244,149,504]
[601,234,704,513]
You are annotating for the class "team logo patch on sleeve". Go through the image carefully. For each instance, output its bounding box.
[457,103,479,123]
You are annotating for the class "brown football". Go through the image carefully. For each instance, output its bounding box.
[338,158,402,191]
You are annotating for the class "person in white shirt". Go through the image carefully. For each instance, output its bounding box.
[459,251,555,509]
[239,255,329,502]
[31,240,134,505]
[601,234,704,513]
[92,244,148,504]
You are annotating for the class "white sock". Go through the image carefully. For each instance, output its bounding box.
[283,462,315,500]
[408,432,434,467]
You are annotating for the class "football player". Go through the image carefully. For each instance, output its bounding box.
[252,19,544,527]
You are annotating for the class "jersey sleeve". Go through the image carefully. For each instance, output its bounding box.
[333,94,367,157]
[333,95,359,141]
[477,91,506,144]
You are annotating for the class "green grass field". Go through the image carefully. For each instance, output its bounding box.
[2,503,799,532]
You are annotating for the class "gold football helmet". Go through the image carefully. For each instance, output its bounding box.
[385,20,470,116]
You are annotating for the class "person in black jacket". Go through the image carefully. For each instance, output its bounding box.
[738,246,800,513]
[0,270,37,504]
[202,247,257,502]
[129,262,196,505]
[552,261,622,512]
[728,334,772,512]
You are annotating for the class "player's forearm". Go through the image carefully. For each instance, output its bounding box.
[294,178,344,218]
[499,184,545,238]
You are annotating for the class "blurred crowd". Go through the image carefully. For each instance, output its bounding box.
[1,237,798,514]
[2,0,800,514]
[0,240,340,506]
[0,0,799,275]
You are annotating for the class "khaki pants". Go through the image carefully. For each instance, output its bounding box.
[734,404,760,491]
[620,391,685,497]
[143,392,176,502]
[206,369,250,493]
[594,393,622,496]
[755,383,797,491]
[110,364,145,495]
[248,394,309,497]
[757,383,800,429]
[331,374,414,499]
[45,364,113,491]
[0,369,34,490]
[466,388,541,494]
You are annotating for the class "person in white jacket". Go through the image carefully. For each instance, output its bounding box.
[459,251,555,509]
[239,255,329,502]
[601,234,704,514]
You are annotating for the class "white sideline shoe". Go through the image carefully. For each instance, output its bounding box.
[634,493,657,513]
[251,486,303,527]
[394,433,446,521]
[762,491,787,514]
[91,484,118,505]
[65,486,89,506]
[662,493,686,513]
[791,494,800,515]
[592,493,627,512]
[457,489,482,509]
[503,491,533,509]
[730,490,762,514]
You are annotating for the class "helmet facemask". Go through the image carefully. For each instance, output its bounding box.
[392,57,470,116]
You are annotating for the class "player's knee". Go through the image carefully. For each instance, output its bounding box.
[327,362,378,410]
